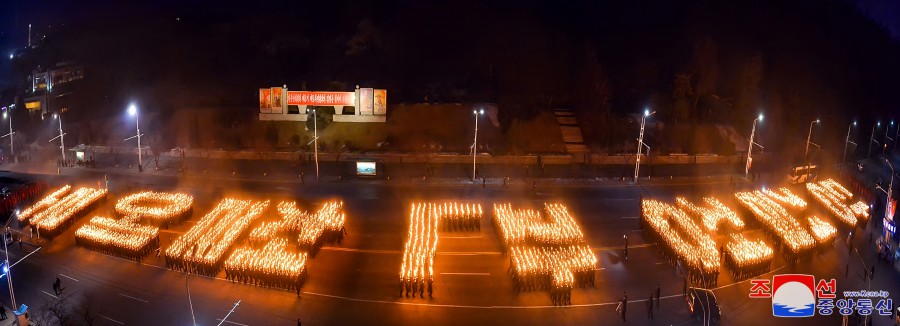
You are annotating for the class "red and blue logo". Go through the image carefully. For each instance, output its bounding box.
[771,274,816,317]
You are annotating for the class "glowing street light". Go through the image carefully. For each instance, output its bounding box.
[804,119,820,162]
[306,108,319,182]
[49,114,66,164]
[843,121,858,166]
[472,108,484,181]
[885,121,895,153]
[634,109,656,183]
[745,114,764,178]
[124,104,144,172]
[869,122,881,159]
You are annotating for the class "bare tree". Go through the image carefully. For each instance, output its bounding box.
[75,292,102,326]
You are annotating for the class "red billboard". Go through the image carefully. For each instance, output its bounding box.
[287,91,355,106]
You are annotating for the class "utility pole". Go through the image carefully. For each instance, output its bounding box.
[745,114,764,178]
[634,110,655,183]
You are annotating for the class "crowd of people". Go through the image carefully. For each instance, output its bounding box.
[114,191,194,227]
[734,191,817,256]
[640,199,721,278]
[761,187,808,210]
[723,234,773,280]
[0,181,48,217]
[165,199,269,276]
[807,215,838,246]
[676,197,744,232]
[224,238,308,294]
[400,202,481,298]
[492,203,586,247]
[507,245,596,302]
[75,216,160,261]
[490,203,595,304]
[806,179,869,227]
[18,186,108,239]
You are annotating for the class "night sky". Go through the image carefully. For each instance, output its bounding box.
[2,0,900,86]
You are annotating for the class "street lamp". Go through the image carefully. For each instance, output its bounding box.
[305,108,319,182]
[843,121,858,166]
[885,121,895,153]
[804,119,820,162]
[124,104,143,172]
[472,108,484,181]
[745,114,764,178]
[49,114,66,165]
[869,122,881,159]
[1,105,14,163]
[634,109,656,183]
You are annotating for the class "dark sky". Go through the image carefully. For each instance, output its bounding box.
[2,0,900,87]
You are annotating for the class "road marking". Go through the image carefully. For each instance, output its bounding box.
[41,290,57,298]
[119,293,149,303]
[440,272,490,276]
[99,314,125,325]
[216,319,249,326]
[620,216,639,219]
[591,243,654,251]
[437,252,502,256]
[59,273,80,282]
[655,262,666,265]
[319,247,502,256]
[320,247,400,254]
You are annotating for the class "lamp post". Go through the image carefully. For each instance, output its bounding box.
[634,109,656,183]
[306,108,319,182]
[869,122,881,159]
[745,114,764,178]
[125,104,143,172]
[885,121,895,155]
[472,108,484,181]
[1,105,14,163]
[843,121,858,166]
[804,119,820,162]
[49,114,66,164]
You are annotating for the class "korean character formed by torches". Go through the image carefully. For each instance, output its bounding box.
[165,198,270,276]
[224,201,345,291]
[74,191,193,260]
[114,191,194,227]
[641,199,720,286]
[734,191,816,255]
[18,185,108,238]
[806,178,869,227]
[673,196,774,281]
[492,203,596,305]
[75,216,160,261]
[400,202,482,299]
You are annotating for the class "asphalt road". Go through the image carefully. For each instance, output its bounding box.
[0,166,896,326]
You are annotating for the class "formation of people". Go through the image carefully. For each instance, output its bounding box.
[400,202,481,299]
[0,181,47,217]
[225,238,308,295]
[114,191,194,227]
[18,185,107,239]
[75,216,160,261]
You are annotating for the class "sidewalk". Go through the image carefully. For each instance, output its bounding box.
[0,157,761,189]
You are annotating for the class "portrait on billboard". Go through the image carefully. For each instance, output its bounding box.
[271,87,284,114]
[374,89,387,115]
[359,88,374,115]
[259,88,272,113]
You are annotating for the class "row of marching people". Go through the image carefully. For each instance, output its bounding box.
[400,276,433,299]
